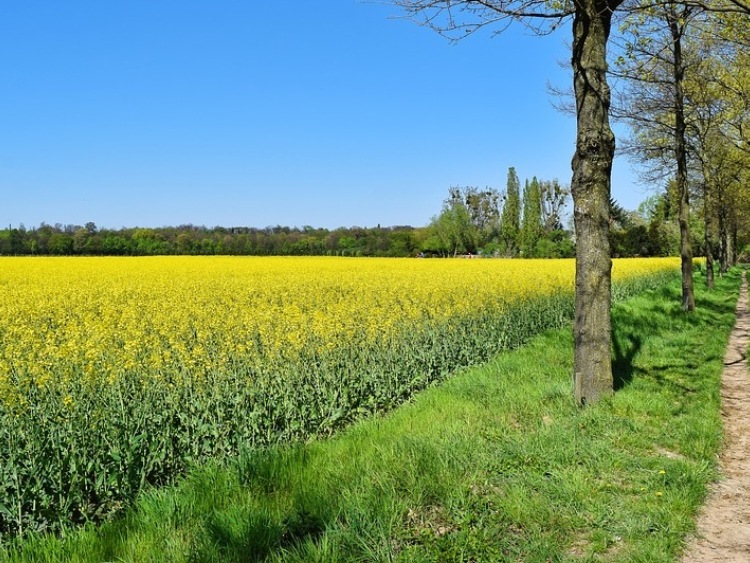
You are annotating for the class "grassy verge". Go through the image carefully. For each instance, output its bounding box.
[3,269,741,562]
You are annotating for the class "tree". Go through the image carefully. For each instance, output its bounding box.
[447,186,501,246]
[539,178,570,233]
[666,3,697,310]
[612,2,702,310]
[685,41,741,285]
[392,0,627,405]
[439,186,502,253]
[430,199,478,256]
[520,177,544,256]
[48,232,74,255]
[499,167,521,255]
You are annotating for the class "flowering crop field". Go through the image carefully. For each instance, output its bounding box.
[0,256,678,536]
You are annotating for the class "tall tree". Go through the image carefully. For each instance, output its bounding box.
[458,186,502,238]
[665,4,697,310]
[708,10,750,267]
[686,34,734,286]
[539,178,570,233]
[500,167,521,255]
[521,177,544,256]
[430,191,480,255]
[667,3,696,310]
[445,185,501,250]
[612,3,700,310]
[392,0,623,404]
[568,1,621,404]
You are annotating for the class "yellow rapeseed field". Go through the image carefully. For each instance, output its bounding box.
[0,255,682,535]
[0,256,677,407]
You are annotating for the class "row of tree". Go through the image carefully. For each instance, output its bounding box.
[611,3,750,300]
[419,164,746,262]
[392,0,750,405]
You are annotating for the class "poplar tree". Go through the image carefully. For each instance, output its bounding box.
[521,177,543,256]
[500,167,521,256]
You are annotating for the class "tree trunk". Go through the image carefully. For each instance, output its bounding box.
[666,4,695,311]
[668,6,695,311]
[704,185,715,289]
[571,1,615,406]
[718,192,729,275]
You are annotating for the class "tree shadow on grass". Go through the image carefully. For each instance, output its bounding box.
[610,283,683,391]
[612,329,642,391]
[610,271,741,393]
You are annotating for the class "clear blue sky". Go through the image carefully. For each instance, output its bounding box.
[1,1,652,230]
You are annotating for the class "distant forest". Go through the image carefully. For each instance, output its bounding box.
[0,169,722,259]
[0,223,425,258]
[0,203,701,260]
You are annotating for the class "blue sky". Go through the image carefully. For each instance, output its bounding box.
[1,1,653,230]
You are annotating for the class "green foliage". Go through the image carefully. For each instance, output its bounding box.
[499,167,521,256]
[0,224,422,258]
[610,191,709,258]
[426,186,502,256]
[1,268,736,561]
[520,177,544,257]
[429,201,477,255]
[496,172,572,258]
[533,231,575,258]
[458,186,501,236]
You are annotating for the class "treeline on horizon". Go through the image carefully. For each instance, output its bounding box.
[1,168,733,260]
[0,206,710,260]
[0,222,425,258]
[1,221,570,258]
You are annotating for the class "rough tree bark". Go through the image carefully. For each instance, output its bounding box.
[571,0,618,405]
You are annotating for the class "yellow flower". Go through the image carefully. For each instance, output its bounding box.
[0,256,679,408]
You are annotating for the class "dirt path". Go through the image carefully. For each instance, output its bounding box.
[681,272,750,563]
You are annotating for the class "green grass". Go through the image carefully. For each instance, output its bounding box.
[2,269,741,562]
